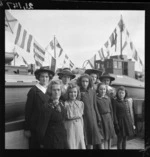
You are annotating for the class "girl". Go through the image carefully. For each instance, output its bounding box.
[113,86,135,149]
[24,66,54,149]
[63,83,86,149]
[85,69,102,90]
[77,74,103,149]
[36,80,68,149]
[96,83,116,149]
[57,68,76,101]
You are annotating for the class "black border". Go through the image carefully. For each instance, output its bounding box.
[1,1,149,157]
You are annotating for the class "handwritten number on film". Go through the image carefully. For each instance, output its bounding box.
[6,2,34,9]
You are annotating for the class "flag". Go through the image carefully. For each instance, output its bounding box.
[88,54,96,68]
[69,60,74,69]
[55,40,63,57]
[118,17,125,32]
[22,56,28,65]
[139,57,143,66]
[104,41,110,58]
[109,33,115,47]
[50,40,54,50]
[122,41,127,52]
[132,49,138,61]
[33,40,45,67]
[130,41,133,50]
[5,10,18,33]
[114,28,117,51]
[14,23,33,53]
[98,49,104,61]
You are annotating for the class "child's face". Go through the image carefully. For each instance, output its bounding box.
[118,90,126,100]
[51,84,61,100]
[90,73,97,84]
[81,77,89,89]
[98,84,106,96]
[61,75,71,85]
[39,72,50,86]
[69,87,78,100]
[102,78,111,85]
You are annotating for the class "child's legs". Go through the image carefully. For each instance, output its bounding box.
[86,145,93,149]
[108,139,112,149]
[104,140,108,149]
[117,135,123,149]
[122,136,127,149]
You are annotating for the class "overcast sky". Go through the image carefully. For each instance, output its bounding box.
[6,10,145,68]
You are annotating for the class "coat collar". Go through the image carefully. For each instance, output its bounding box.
[36,83,47,94]
[97,94,109,99]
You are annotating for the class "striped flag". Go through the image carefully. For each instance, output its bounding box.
[132,49,138,61]
[118,17,125,32]
[104,41,110,58]
[88,54,96,68]
[33,40,45,67]
[5,10,18,33]
[22,56,28,65]
[69,60,74,69]
[14,23,33,53]
[55,39,63,57]
[98,49,104,61]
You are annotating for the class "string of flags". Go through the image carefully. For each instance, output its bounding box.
[5,10,76,71]
[45,37,75,70]
[87,16,144,72]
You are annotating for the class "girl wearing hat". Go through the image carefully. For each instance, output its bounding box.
[24,66,55,149]
[85,69,102,90]
[77,74,103,149]
[99,72,116,95]
[58,68,76,101]
[36,80,68,149]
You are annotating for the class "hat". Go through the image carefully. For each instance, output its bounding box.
[85,69,102,77]
[99,72,115,81]
[34,66,55,78]
[57,68,76,80]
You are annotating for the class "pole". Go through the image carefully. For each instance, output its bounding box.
[13,46,15,66]
[54,35,56,59]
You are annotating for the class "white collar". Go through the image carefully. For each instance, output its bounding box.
[36,83,47,94]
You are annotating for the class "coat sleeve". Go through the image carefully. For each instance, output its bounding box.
[37,101,52,145]
[109,98,114,122]
[24,88,35,131]
[93,91,102,122]
[112,99,118,125]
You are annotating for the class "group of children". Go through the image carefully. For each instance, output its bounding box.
[57,68,135,149]
[24,67,135,149]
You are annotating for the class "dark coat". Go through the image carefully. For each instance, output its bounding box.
[36,99,68,149]
[113,99,135,137]
[24,86,50,132]
[24,86,50,148]
[80,88,103,145]
[96,96,116,140]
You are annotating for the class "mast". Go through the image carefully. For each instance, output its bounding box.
[54,35,56,59]
[13,46,16,66]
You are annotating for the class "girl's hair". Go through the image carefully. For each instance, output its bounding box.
[36,72,53,81]
[77,74,93,89]
[46,80,62,96]
[96,82,106,93]
[116,86,128,99]
[66,83,81,100]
